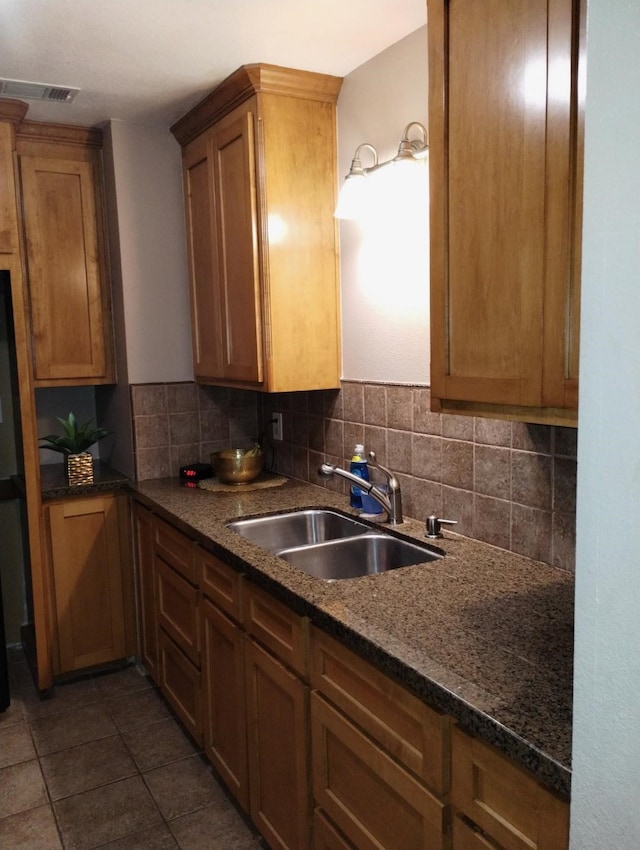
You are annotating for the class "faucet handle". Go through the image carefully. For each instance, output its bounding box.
[425,514,457,538]
[367,451,398,486]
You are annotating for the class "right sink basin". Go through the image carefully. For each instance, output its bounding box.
[226,508,443,580]
[277,532,443,580]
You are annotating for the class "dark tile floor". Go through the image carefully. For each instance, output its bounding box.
[0,647,266,850]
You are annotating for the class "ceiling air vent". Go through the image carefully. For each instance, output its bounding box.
[0,78,80,103]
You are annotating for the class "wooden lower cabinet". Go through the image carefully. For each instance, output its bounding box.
[451,726,569,850]
[45,493,134,675]
[132,505,570,850]
[245,635,311,850]
[201,596,248,811]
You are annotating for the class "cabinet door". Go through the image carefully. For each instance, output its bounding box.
[183,106,262,386]
[428,0,583,424]
[245,636,311,850]
[19,153,114,384]
[183,132,226,379]
[133,503,158,681]
[210,107,263,384]
[201,598,248,811]
[47,495,130,673]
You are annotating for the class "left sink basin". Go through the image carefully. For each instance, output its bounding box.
[226,508,371,554]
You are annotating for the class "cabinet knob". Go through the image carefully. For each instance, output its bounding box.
[425,514,457,538]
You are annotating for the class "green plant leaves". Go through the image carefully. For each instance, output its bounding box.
[40,412,111,455]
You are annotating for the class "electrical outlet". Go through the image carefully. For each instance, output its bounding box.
[272,412,283,441]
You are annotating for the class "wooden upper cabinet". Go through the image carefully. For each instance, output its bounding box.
[428,0,584,426]
[17,123,115,385]
[172,64,342,393]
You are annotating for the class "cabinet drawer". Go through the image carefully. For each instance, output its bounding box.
[153,515,195,583]
[451,726,569,850]
[311,693,446,850]
[452,815,502,850]
[158,629,202,744]
[314,809,356,850]
[311,627,449,793]
[198,548,242,621]
[244,582,308,676]
[156,557,200,665]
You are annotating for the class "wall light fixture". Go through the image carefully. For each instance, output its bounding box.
[335,121,429,220]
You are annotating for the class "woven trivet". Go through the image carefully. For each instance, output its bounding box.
[197,472,287,493]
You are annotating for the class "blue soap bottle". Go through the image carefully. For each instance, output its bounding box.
[349,444,369,509]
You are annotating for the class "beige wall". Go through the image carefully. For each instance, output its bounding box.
[337,26,430,384]
[106,120,192,385]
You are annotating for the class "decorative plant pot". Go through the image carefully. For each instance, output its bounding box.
[65,452,94,486]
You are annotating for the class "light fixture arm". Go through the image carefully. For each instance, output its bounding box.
[345,142,379,179]
[394,121,429,162]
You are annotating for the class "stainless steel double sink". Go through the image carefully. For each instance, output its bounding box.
[226,508,443,581]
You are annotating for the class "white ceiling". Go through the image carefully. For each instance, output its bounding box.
[0,0,427,128]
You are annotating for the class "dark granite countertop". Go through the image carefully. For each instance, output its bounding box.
[40,461,131,500]
[132,475,573,796]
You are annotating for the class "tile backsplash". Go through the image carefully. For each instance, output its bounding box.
[130,382,258,481]
[130,380,576,572]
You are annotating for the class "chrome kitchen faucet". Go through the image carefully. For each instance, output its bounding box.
[319,451,403,525]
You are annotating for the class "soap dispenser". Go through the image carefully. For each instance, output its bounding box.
[349,444,369,509]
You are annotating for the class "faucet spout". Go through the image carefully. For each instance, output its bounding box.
[319,457,404,525]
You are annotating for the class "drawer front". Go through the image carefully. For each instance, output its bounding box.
[158,629,202,744]
[452,815,503,850]
[198,548,242,621]
[244,581,308,676]
[153,515,195,583]
[314,809,356,850]
[451,726,569,850]
[311,627,449,793]
[311,692,446,850]
[157,557,200,665]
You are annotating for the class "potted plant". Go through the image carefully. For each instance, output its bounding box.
[40,412,111,485]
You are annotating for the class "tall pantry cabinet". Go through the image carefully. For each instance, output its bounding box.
[428,0,585,426]
[171,64,342,393]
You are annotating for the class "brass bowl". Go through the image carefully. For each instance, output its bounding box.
[212,448,264,484]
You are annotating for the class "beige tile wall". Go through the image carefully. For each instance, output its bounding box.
[130,383,258,481]
[260,381,577,572]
